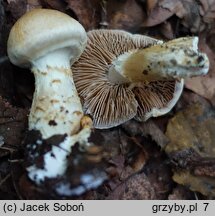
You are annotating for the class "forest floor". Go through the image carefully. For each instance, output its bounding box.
[0,0,215,199]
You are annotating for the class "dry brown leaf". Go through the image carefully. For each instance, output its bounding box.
[185,32,215,106]
[107,0,145,32]
[106,172,156,200]
[66,0,100,30]
[142,0,174,27]
[168,185,194,200]
[165,102,215,196]
[199,0,215,25]
[26,0,42,11]
[156,0,206,33]
[173,171,215,197]
[144,0,215,32]
[163,0,215,32]
[159,21,175,39]
[6,0,27,20]
[40,0,66,12]
[146,0,159,13]
[165,103,215,156]
[118,131,148,174]
[122,119,169,148]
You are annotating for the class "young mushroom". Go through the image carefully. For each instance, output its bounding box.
[72,30,209,128]
[7,9,107,190]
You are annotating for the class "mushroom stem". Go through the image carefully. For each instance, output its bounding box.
[108,37,209,84]
[7,9,108,192]
[29,49,83,139]
[26,49,92,183]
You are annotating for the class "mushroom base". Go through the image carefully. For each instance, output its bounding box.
[23,129,108,196]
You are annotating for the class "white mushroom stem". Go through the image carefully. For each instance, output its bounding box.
[108,37,209,84]
[26,49,92,183]
[27,128,91,184]
[7,9,98,187]
[29,49,83,139]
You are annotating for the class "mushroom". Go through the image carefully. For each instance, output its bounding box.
[72,30,209,129]
[7,9,96,184]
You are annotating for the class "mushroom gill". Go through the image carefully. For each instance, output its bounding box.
[72,30,182,129]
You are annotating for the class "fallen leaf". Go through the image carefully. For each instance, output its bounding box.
[106,172,156,200]
[26,0,42,11]
[108,155,134,183]
[166,102,215,156]
[175,90,211,112]
[107,0,145,32]
[142,0,174,27]
[66,0,100,30]
[143,0,215,32]
[143,155,173,199]
[165,102,215,196]
[118,129,148,172]
[199,0,215,27]
[162,0,203,32]
[6,0,27,21]
[122,119,169,148]
[185,32,215,106]
[169,148,215,178]
[146,0,159,14]
[168,185,194,200]
[173,171,215,197]
[159,21,175,39]
[40,0,66,12]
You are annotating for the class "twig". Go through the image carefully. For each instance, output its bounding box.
[100,0,109,29]
[194,192,199,200]
[0,116,14,119]
[0,173,11,187]
[0,119,22,125]
[8,159,24,163]
[0,146,17,152]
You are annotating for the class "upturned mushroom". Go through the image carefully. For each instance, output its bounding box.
[7,9,102,186]
[72,30,209,129]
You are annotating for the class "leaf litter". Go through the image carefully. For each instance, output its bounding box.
[1,0,215,199]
